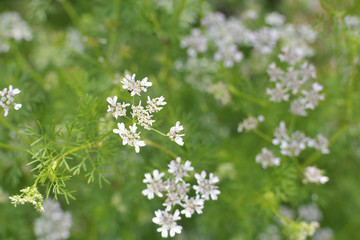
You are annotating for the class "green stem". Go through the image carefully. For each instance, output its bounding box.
[146,140,177,158]
[150,127,167,137]
[0,142,27,152]
[253,129,273,143]
[228,85,268,107]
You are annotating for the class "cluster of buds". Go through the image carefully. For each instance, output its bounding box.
[107,73,185,153]
[9,185,44,212]
[142,157,220,238]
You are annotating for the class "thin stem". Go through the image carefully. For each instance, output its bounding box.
[0,142,27,152]
[228,85,268,107]
[146,140,177,158]
[253,129,273,143]
[150,127,167,137]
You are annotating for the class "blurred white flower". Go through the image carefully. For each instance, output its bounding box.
[142,169,166,199]
[34,200,72,240]
[180,28,208,57]
[256,148,281,168]
[303,166,329,184]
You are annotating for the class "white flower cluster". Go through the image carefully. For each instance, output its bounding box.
[266,48,324,116]
[344,15,360,34]
[298,203,323,222]
[237,115,264,133]
[255,148,281,169]
[108,73,184,153]
[272,121,329,157]
[0,85,22,116]
[0,12,33,53]
[207,81,232,105]
[142,157,220,238]
[255,121,329,183]
[34,200,73,240]
[303,166,329,184]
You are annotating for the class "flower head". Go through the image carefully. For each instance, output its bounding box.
[113,123,146,153]
[152,209,182,238]
[167,121,185,146]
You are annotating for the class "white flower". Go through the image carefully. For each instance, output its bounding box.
[298,203,323,222]
[290,98,308,116]
[303,166,329,184]
[0,12,32,43]
[299,62,316,81]
[142,170,166,199]
[255,148,281,168]
[237,116,260,133]
[121,74,152,96]
[206,81,231,105]
[180,28,208,57]
[265,12,286,26]
[266,83,290,102]
[313,228,334,240]
[280,131,308,157]
[301,82,324,110]
[167,121,185,146]
[168,157,194,182]
[146,96,167,113]
[272,121,289,145]
[152,209,182,238]
[307,134,330,154]
[34,200,73,240]
[0,85,22,117]
[214,44,243,68]
[113,123,146,153]
[278,47,303,65]
[267,62,284,82]
[251,27,279,54]
[163,180,190,211]
[106,96,130,119]
[180,195,204,218]
[193,171,220,200]
[131,101,155,130]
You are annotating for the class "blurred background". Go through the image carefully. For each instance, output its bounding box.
[0,0,360,239]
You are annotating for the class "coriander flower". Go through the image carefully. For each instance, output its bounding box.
[237,115,264,133]
[142,169,166,199]
[266,83,290,102]
[131,101,155,130]
[168,157,194,182]
[214,44,243,68]
[265,12,286,26]
[180,28,208,57]
[0,85,22,116]
[255,148,281,168]
[307,134,330,154]
[180,195,204,218]
[152,209,182,238]
[167,121,185,146]
[113,123,146,153]
[303,166,329,184]
[267,62,284,82]
[272,121,289,145]
[301,82,324,110]
[278,47,303,65]
[298,203,323,222]
[193,171,220,200]
[146,96,167,113]
[163,180,190,211]
[121,74,152,96]
[280,131,308,157]
[106,96,130,119]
